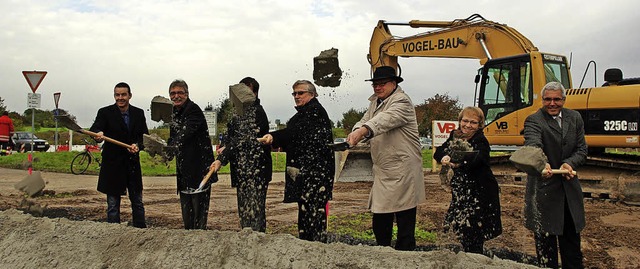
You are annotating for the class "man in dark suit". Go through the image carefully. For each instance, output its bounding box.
[167,79,215,230]
[90,82,149,228]
[523,81,587,269]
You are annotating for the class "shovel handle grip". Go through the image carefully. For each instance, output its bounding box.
[80,130,134,150]
[543,169,577,175]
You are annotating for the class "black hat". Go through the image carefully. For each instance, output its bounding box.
[365,66,403,83]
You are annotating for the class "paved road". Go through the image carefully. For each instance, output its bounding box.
[0,167,285,194]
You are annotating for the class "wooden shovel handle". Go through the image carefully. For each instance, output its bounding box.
[198,167,216,189]
[543,169,578,175]
[79,129,134,150]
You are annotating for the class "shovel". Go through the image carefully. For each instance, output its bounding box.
[181,167,216,195]
[14,171,45,197]
[509,146,577,176]
[229,83,256,116]
[55,114,134,150]
[328,137,371,152]
[150,95,173,123]
[328,141,352,151]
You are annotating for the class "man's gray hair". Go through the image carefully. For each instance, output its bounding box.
[540,81,566,98]
[292,80,318,97]
[169,79,189,94]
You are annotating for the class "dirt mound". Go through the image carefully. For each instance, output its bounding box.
[0,209,538,269]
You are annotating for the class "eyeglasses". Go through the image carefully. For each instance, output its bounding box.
[461,119,480,125]
[169,91,187,96]
[371,80,393,88]
[291,91,309,96]
[542,97,565,103]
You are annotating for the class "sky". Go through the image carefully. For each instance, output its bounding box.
[2,0,639,130]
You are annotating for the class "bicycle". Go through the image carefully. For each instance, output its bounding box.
[70,139,102,175]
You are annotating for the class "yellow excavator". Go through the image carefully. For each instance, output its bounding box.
[368,14,639,151]
[335,14,640,203]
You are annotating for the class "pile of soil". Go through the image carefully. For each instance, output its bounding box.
[0,209,537,268]
[1,167,639,268]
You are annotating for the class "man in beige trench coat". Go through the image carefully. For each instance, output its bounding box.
[346,66,426,250]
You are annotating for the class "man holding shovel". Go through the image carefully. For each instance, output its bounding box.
[259,80,334,242]
[167,79,216,230]
[346,66,425,251]
[210,77,272,232]
[523,81,587,269]
[90,82,149,228]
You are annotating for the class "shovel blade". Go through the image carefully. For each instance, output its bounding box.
[328,142,351,151]
[150,96,173,123]
[14,171,45,197]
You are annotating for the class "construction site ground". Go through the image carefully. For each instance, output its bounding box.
[1,165,639,268]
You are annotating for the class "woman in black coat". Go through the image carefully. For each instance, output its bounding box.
[260,80,334,242]
[211,77,272,232]
[433,106,502,254]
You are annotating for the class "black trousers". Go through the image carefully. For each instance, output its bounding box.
[237,180,268,232]
[179,187,211,230]
[534,200,583,269]
[297,199,328,242]
[372,207,417,251]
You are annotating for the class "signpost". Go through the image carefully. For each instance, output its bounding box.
[431,120,459,172]
[22,71,47,169]
[53,92,61,151]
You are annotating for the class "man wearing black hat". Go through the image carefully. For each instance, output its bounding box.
[346,66,426,250]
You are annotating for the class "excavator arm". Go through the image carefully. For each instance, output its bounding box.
[368,14,538,70]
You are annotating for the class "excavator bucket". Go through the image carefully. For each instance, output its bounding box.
[334,145,373,182]
[313,48,342,87]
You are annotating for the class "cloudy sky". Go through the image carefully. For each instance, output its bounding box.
[1,0,639,129]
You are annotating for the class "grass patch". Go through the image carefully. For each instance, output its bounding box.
[0,151,288,176]
[328,212,437,244]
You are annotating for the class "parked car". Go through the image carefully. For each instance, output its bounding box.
[419,137,432,149]
[11,132,50,152]
[334,137,346,143]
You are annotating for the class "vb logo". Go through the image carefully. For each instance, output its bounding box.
[496,122,508,129]
[436,122,457,133]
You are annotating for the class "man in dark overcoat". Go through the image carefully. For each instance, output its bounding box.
[523,81,587,269]
[90,82,148,228]
[260,79,334,242]
[167,79,215,230]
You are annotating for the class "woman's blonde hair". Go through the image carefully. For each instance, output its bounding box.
[457,106,485,128]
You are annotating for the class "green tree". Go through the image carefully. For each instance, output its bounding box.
[216,98,233,135]
[415,93,463,136]
[341,108,366,132]
[0,96,6,114]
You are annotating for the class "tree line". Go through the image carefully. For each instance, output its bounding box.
[1,92,463,138]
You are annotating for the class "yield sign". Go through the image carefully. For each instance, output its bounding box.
[22,71,47,93]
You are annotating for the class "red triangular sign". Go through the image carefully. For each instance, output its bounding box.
[22,71,47,93]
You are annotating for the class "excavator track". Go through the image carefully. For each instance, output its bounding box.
[489,153,640,205]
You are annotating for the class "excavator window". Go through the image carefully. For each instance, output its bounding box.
[543,61,571,89]
[479,56,534,125]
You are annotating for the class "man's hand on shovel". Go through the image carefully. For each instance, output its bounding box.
[542,162,577,180]
[560,163,576,180]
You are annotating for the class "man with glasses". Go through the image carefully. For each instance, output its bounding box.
[90,82,149,228]
[523,81,587,268]
[167,79,216,230]
[259,80,334,242]
[346,66,426,250]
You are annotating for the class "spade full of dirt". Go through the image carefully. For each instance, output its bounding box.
[313,48,342,87]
